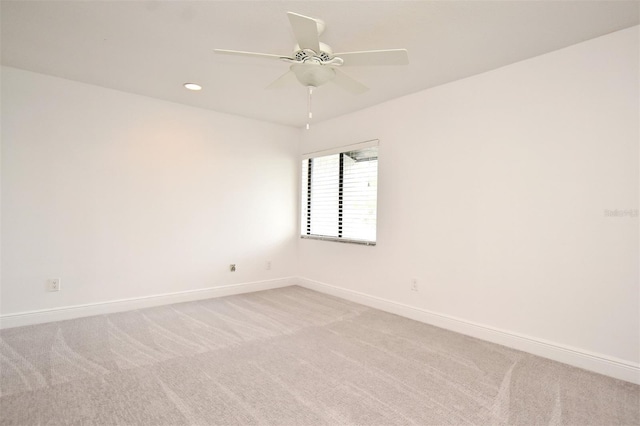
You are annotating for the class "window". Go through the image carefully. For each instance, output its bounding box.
[301,140,378,245]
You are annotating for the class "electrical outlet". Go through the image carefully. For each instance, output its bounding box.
[230,264,236,272]
[266,261,272,270]
[47,278,61,292]
[411,279,418,292]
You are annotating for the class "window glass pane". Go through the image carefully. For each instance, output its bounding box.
[342,155,377,241]
[310,154,339,237]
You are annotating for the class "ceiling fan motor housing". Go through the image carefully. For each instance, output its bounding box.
[293,42,333,62]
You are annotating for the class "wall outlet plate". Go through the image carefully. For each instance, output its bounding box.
[47,278,61,292]
[411,279,418,292]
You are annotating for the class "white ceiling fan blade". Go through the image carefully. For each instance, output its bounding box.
[266,70,298,89]
[331,69,369,94]
[335,49,409,66]
[214,49,289,61]
[287,12,321,53]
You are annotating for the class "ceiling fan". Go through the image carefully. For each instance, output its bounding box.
[214,11,409,127]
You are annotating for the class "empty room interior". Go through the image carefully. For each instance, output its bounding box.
[1,1,639,425]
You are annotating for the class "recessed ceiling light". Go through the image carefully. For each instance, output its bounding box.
[183,83,202,91]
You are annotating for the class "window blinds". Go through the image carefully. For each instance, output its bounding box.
[301,141,378,245]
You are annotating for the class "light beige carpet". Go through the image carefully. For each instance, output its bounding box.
[0,286,638,425]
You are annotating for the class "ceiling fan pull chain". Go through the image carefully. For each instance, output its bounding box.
[306,86,314,130]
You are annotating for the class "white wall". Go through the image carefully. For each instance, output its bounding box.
[1,26,638,382]
[1,67,300,315]
[300,27,639,366]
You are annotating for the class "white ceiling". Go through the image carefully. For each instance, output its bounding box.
[2,1,638,128]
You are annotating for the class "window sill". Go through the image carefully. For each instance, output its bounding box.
[300,235,376,246]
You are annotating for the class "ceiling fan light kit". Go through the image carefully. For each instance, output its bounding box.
[291,61,336,87]
[214,11,409,128]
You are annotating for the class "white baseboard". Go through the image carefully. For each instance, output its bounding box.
[296,277,640,385]
[0,277,296,329]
